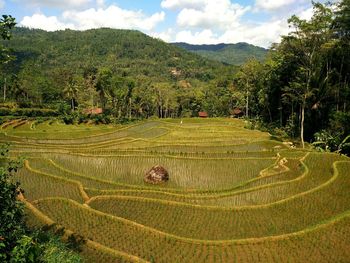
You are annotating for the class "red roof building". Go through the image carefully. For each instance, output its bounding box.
[231,108,244,117]
[198,111,208,118]
[83,108,103,115]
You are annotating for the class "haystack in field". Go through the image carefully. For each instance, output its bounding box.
[145,165,169,184]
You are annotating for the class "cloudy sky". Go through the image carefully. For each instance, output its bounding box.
[0,0,327,48]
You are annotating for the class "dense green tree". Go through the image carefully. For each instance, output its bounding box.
[234,58,262,118]
[63,77,80,111]
[0,15,16,102]
[82,66,98,109]
[96,68,113,110]
[0,15,16,64]
[155,83,179,118]
[333,0,350,40]
[332,0,350,112]
[131,83,157,118]
[281,4,333,148]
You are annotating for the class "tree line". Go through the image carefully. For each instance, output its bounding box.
[234,1,350,152]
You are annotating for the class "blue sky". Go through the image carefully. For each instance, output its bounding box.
[0,0,329,47]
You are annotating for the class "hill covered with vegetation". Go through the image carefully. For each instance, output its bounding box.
[1,27,235,117]
[172,42,268,65]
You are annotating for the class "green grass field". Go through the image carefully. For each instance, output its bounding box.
[3,118,350,262]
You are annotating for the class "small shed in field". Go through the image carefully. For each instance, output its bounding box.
[83,108,103,115]
[198,111,208,118]
[145,165,169,184]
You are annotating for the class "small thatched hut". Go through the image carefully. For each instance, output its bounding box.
[145,165,169,184]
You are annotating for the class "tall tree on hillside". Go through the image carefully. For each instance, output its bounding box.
[0,15,16,63]
[333,0,350,40]
[0,15,16,102]
[109,76,125,117]
[83,66,98,108]
[108,76,135,119]
[154,83,174,118]
[332,0,350,112]
[137,84,158,118]
[234,58,262,118]
[63,77,80,111]
[258,53,285,124]
[96,68,112,110]
[281,3,333,148]
[125,79,135,119]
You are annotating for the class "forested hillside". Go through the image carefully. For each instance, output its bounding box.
[0,27,236,117]
[173,42,268,65]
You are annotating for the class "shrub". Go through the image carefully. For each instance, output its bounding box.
[0,102,18,109]
[77,114,89,124]
[61,114,76,125]
[0,145,25,261]
[0,108,58,117]
[10,231,83,263]
[56,102,71,115]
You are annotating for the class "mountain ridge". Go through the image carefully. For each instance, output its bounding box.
[172,42,268,65]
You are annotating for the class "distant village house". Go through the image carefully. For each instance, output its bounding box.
[198,111,208,118]
[83,108,103,115]
[231,108,244,118]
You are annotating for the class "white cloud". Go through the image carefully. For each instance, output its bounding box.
[151,28,174,42]
[175,18,290,48]
[255,0,296,11]
[20,5,165,32]
[298,7,314,20]
[222,19,290,48]
[15,0,92,9]
[0,0,5,9]
[176,0,250,31]
[96,0,104,8]
[20,14,74,31]
[17,0,317,48]
[161,0,205,10]
[176,29,218,44]
[63,6,165,31]
[167,0,318,47]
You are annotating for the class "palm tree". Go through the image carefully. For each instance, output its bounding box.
[63,80,79,111]
[96,68,112,110]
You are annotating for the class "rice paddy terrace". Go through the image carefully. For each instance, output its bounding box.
[1,118,350,262]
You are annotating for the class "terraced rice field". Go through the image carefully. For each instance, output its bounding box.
[2,118,350,262]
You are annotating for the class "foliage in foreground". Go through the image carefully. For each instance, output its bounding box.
[0,144,82,262]
[0,144,24,261]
